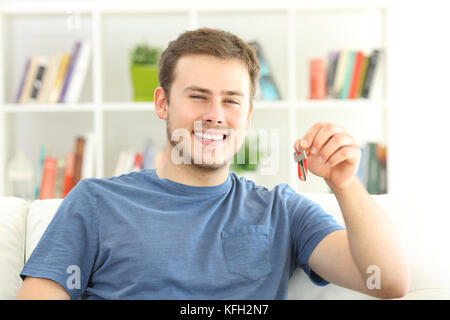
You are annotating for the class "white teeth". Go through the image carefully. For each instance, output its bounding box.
[194,131,224,141]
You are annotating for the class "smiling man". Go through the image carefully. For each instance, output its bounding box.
[16,28,410,300]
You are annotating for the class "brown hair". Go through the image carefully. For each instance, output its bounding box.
[158,28,260,104]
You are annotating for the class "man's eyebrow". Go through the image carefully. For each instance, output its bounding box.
[184,86,244,97]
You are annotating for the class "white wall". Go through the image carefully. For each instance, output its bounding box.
[389,0,450,199]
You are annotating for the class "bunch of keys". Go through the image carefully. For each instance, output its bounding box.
[293,149,308,182]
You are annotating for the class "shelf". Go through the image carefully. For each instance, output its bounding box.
[0,1,392,196]
[101,102,154,112]
[0,100,389,113]
[1,103,96,113]
[0,1,391,15]
[294,99,389,110]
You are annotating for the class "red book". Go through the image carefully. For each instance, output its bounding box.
[72,136,86,187]
[62,152,75,197]
[348,51,364,99]
[39,157,58,199]
[309,58,326,99]
[133,152,143,171]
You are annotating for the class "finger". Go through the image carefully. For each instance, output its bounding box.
[319,133,356,164]
[325,146,361,168]
[310,123,346,156]
[300,122,326,150]
[293,138,302,151]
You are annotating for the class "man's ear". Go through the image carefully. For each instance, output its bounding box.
[154,86,168,120]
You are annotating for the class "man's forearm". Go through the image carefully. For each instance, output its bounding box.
[326,176,410,295]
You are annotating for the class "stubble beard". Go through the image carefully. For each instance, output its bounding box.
[166,113,234,172]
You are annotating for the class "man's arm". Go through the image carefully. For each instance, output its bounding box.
[308,177,411,299]
[295,123,411,299]
[16,276,70,300]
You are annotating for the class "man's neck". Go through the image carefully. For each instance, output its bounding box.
[155,146,230,187]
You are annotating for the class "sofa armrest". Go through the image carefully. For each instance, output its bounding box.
[0,197,28,299]
[25,199,63,262]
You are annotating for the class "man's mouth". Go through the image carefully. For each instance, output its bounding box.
[192,130,228,146]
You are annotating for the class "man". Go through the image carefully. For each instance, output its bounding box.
[16,28,410,300]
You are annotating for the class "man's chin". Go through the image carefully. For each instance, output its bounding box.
[190,157,229,171]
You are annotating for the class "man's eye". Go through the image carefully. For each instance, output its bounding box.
[225,100,239,105]
[191,95,206,100]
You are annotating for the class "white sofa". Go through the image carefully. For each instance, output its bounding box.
[1,192,450,300]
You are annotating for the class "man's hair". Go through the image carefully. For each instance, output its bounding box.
[158,28,260,104]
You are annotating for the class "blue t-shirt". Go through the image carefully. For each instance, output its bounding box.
[21,169,345,300]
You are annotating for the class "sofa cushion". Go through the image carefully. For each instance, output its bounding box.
[0,197,28,299]
[289,192,450,299]
[25,199,63,262]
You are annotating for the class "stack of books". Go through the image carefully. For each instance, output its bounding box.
[309,49,380,100]
[113,139,165,177]
[35,133,95,199]
[15,41,91,104]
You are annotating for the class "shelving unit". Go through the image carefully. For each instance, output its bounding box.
[0,0,391,197]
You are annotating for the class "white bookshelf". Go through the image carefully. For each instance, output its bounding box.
[0,0,392,197]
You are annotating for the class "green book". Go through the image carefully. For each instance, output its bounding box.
[340,50,356,99]
[366,142,380,194]
[356,56,369,98]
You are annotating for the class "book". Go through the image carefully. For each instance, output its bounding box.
[81,132,95,179]
[38,157,58,199]
[326,51,339,98]
[72,136,86,187]
[30,58,48,102]
[37,55,60,103]
[348,51,364,99]
[113,149,136,176]
[47,52,71,103]
[62,152,75,197]
[132,152,143,172]
[142,138,156,170]
[113,151,129,177]
[357,142,387,194]
[58,41,82,103]
[64,41,92,103]
[19,56,40,104]
[340,50,356,99]
[309,58,326,99]
[332,50,349,98]
[248,41,281,100]
[15,58,31,103]
[361,49,380,98]
[366,142,379,194]
[356,55,370,99]
[376,144,387,194]
[34,145,46,199]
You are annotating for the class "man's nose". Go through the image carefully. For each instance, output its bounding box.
[202,98,225,125]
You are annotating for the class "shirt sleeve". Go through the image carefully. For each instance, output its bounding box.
[20,179,99,300]
[283,185,346,286]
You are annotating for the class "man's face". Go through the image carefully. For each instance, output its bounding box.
[165,54,253,170]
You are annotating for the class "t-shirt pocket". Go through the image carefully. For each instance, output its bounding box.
[221,225,272,281]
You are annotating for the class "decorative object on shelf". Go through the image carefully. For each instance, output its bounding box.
[248,41,281,101]
[230,135,261,174]
[6,150,34,200]
[130,44,162,102]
